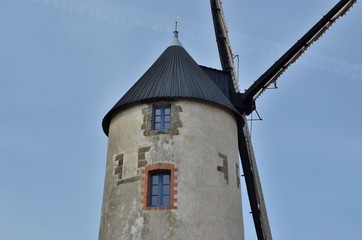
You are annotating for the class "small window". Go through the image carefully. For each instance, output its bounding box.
[153,106,171,130]
[141,163,177,210]
[149,172,170,207]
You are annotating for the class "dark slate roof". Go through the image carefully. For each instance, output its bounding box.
[102,33,240,135]
[200,66,233,99]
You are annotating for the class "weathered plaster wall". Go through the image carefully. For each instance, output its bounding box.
[99,100,244,240]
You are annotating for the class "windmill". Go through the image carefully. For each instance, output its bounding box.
[98,0,357,239]
[209,0,357,239]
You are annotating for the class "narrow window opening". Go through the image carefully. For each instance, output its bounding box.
[153,106,171,130]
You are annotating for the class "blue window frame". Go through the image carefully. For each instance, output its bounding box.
[153,106,171,130]
[149,172,170,207]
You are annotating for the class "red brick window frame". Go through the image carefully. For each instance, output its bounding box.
[141,163,177,210]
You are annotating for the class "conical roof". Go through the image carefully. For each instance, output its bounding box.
[102,32,239,135]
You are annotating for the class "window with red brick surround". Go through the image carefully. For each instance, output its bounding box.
[140,163,178,210]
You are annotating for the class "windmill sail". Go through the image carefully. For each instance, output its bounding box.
[242,0,357,109]
[210,0,273,239]
[210,0,356,239]
[210,0,240,93]
[237,117,272,240]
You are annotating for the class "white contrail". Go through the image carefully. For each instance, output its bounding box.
[29,0,215,45]
[234,32,362,83]
[301,52,362,82]
[30,0,171,31]
[31,0,120,22]
[30,0,361,83]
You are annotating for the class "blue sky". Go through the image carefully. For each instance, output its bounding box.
[1,0,361,239]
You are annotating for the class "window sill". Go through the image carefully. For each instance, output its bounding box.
[144,129,179,136]
[143,206,177,211]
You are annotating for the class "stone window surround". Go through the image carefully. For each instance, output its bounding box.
[141,101,182,136]
[140,163,178,210]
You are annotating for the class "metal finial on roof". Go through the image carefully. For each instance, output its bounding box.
[175,16,179,32]
[170,15,182,47]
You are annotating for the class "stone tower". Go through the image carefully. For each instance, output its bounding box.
[99,31,244,240]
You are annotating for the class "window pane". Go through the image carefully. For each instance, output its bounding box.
[151,196,159,206]
[155,116,161,123]
[164,108,171,115]
[151,175,159,184]
[164,116,171,122]
[163,174,170,184]
[163,185,170,195]
[164,122,171,130]
[162,196,170,206]
[154,123,161,130]
[155,109,161,115]
[152,185,159,195]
